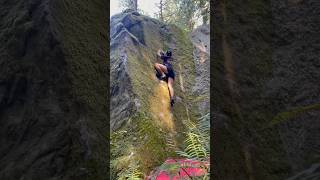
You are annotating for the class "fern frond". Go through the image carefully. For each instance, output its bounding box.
[126,167,143,180]
[114,150,144,180]
[176,113,210,160]
[165,133,178,151]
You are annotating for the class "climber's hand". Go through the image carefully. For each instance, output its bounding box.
[157,49,164,56]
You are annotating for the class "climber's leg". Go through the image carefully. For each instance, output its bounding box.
[167,78,174,98]
[168,77,175,106]
[154,63,168,74]
[154,63,168,79]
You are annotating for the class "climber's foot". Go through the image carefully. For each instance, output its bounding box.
[160,74,167,81]
[170,98,175,107]
[155,72,161,80]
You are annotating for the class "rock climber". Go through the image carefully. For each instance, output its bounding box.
[154,49,175,107]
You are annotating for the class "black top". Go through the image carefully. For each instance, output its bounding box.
[158,52,175,79]
[160,53,171,64]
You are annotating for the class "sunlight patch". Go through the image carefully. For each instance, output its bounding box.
[150,81,175,131]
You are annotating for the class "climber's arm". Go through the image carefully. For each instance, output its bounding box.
[157,49,164,57]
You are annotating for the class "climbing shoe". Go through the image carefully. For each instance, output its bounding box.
[160,74,167,81]
[170,98,175,107]
[155,71,162,80]
[155,68,166,81]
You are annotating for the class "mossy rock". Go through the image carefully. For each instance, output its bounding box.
[110,11,200,177]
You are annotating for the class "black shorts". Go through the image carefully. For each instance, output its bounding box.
[163,62,175,80]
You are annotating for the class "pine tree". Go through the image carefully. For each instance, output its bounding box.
[119,0,138,11]
[159,0,164,21]
[194,0,210,25]
[162,0,209,30]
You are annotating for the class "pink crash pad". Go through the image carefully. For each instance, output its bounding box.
[146,158,209,180]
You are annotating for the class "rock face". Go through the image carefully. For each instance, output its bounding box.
[212,0,319,179]
[269,0,320,174]
[0,1,108,179]
[110,10,210,176]
[286,163,320,180]
[190,25,210,116]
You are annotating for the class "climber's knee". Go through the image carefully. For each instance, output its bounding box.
[154,63,159,68]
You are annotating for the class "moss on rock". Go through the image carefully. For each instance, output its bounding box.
[110,11,200,177]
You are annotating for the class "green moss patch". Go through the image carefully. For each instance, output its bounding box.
[270,103,320,126]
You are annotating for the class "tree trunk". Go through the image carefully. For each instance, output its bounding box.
[132,0,137,11]
[160,0,163,21]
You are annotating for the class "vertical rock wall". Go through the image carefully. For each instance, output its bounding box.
[190,25,210,116]
[110,10,208,175]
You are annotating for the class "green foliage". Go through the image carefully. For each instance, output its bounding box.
[177,132,208,159]
[162,0,196,31]
[110,130,130,159]
[193,0,210,24]
[270,103,320,126]
[117,161,143,180]
[111,129,144,179]
[159,162,181,178]
[162,0,210,31]
[176,113,210,160]
[173,113,210,178]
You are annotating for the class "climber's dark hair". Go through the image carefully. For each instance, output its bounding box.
[166,50,172,57]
